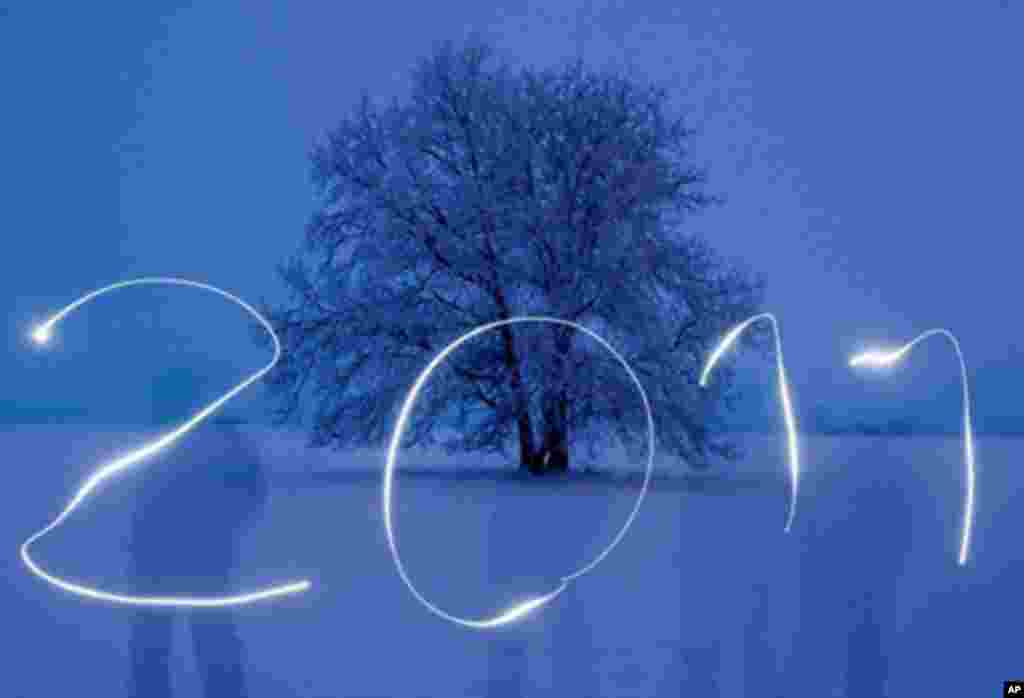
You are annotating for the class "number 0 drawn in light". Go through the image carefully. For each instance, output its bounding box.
[849,328,977,566]
[23,277,312,607]
[700,313,801,533]
[384,316,655,629]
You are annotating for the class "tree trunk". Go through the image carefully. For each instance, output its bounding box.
[517,412,540,473]
[520,425,569,474]
[527,391,570,475]
[495,320,539,474]
[504,317,575,476]
[523,326,573,475]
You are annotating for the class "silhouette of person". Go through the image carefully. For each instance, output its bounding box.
[792,438,914,694]
[485,502,531,698]
[845,590,888,697]
[127,366,268,698]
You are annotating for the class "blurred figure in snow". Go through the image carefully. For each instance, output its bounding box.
[790,437,914,695]
[127,365,268,698]
[845,590,888,697]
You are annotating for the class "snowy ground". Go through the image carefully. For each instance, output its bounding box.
[1,426,1019,696]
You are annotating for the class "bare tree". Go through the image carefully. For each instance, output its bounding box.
[259,37,763,474]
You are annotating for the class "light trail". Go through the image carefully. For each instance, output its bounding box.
[699,313,801,533]
[22,277,312,607]
[849,328,977,566]
[384,316,655,629]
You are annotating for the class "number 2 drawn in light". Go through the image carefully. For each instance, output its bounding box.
[23,277,312,607]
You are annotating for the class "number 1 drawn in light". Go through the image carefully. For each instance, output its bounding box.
[23,277,311,607]
[849,328,976,566]
[700,313,801,533]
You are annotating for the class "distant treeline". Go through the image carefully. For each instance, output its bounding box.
[721,413,1024,437]
[0,405,92,424]
[4,407,1024,437]
[0,406,249,426]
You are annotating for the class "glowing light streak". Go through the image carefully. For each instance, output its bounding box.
[384,316,655,629]
[23,277,312,606]
[849,328,976,566]
[699,313,801,533]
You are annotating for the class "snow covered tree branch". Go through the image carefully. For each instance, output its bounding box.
[259,37,764,473]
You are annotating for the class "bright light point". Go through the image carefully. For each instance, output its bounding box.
[484,591,560,628]
[21,277,312,607]
[31,325,51,345]
[848,350,900,368]
[383,316,654,628]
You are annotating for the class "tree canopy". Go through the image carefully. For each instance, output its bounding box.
[260,38,764,473]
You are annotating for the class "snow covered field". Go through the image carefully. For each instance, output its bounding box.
[1,426,1019,696]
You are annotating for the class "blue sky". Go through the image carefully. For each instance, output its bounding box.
[2,0,1021,427]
